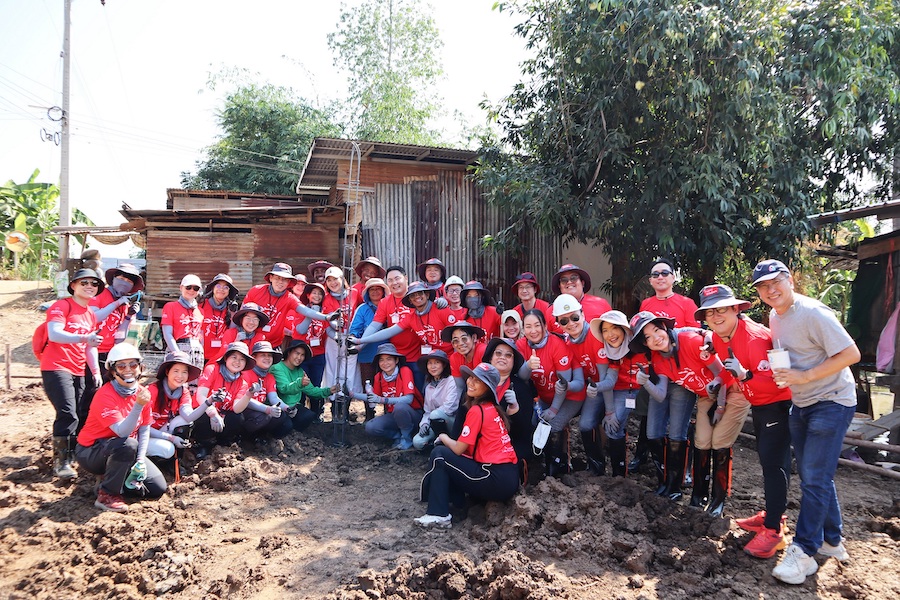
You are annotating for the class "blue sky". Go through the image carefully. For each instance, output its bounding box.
[0,0,528,250]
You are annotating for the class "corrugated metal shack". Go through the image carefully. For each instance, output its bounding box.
[120,189,344,296]
[297,138,562,305]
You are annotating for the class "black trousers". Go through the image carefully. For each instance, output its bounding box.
[42,370,84,437]
[751,400,792,530]
[76,436,166,497]
[420,445,519,516]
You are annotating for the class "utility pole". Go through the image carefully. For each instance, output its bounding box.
[58,0,72,270]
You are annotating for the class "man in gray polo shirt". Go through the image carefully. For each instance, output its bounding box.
[752,259,860,585]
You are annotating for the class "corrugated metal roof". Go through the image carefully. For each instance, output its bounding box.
[165,188,328,210]
[809,198,900,228]
[296,138,478,192]
[120,204,345,225]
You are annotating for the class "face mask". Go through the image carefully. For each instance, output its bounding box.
[112,278,134,295]
[465,296,483,310]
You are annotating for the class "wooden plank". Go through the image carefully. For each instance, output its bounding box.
[858,236,900,260]
[851,408,900,441]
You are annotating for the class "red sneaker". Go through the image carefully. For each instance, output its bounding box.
[736,511,787,533]
[744,527,786,558]
[94,489,129,513]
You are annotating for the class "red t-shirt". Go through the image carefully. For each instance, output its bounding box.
[516,335,573,401]
[578,294,612,322]
[242,370,277,404]
[515,299,560,334]
[40,298,98,375]
[458,403,517,464]
[161,301,204,342]
[467,306,501,340]
[640,294,701,328]
[372,294,420,360]
[612,353,651,391]
[712,317,791,407]
[650,329,722,395]
[564,331,607,400]
[199,300,231,361]
[148,381,192,430]
[450,343,488,378]
[196,363,250,412]
[398,306,454,354]
[446,306,467,324]
[214,328,267,362]
[374,366,423,413]
[322,288,362,335]
[243,284,301,347]
[77,384,152,447]
[90,289,127,353]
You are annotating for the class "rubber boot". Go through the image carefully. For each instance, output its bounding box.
[684,422,695,486]
[608,437,628,477]
[545,431,571,477]
[364,403,376,422]
[581,428,606,475]
[689,448,711,508]
[52,436,76,479]
[706,448,732,518]
[628,414,649,472]
[663,440,687,502]
[648,438,666,494]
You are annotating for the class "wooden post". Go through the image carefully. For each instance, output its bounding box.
[5,344,11,390]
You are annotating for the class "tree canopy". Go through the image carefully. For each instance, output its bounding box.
[474,0,900,306]
[181,83,342,195]
[328,0,444,145]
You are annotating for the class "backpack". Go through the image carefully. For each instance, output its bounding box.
[32,321,49,360]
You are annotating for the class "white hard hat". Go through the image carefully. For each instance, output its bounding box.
[105,342,143,370]
[445,275,465,289]
[552,294,583,317]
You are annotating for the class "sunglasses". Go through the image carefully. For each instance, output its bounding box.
[558,275,581,285]
[115,361,141,370]
[78,280,100,287]
[556,313,581,326]
[703,306,732,317]
[650,270,673,278]
[184,285,201,291]
[450,336,471,345]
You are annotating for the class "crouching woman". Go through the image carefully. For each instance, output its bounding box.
[75,343,166,512]
[416,363,519,528]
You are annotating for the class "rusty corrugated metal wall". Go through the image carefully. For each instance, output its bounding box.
[362,171,561,303]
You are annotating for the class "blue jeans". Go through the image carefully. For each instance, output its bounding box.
[790,400,855,556]
[646,384,696,441]
[605,390,635,440]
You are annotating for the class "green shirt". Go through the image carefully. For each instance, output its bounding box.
[270,362,333,407]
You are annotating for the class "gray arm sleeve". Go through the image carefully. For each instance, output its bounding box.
[362,321,385,338]
[136,425,149,461]
[386,393,415,406]
[247,399,269,413]
[297,304,328,321]
[162,324,178,352]
[596,364,618,392]
[548,369,574,412]
[603,390,616,414]
[294,318,311,335]
[567,367,585,393]
[517,363,532,380]
[47,321,86,344]
[181,402,210,423]
[110,402,144,438]
[91,300,123,322]
[360,324,402,345]
[644,375,669,402]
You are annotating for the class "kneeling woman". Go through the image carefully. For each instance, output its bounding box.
[76,343,166,512]
[146,350,206,461]
[416,363,519,528]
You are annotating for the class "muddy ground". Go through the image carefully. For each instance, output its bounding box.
[0,284,898,599]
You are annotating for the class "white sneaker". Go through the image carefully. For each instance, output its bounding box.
[772,544,818,585]
[819,540,850,562]
[414,514,452,529]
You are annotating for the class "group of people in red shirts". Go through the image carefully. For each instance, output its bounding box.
[40,253,862,586]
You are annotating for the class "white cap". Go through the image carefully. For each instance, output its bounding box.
[501,309,522,325]
[324,266,345,281]
[552,293,582,317]
[181,274,202,288]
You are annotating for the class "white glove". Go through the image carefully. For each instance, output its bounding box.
[434,297,449,309]
[554,378,568,395]
[419,422,431,437]
[503,388,518,409]
[602,412,620,437]
[265,404,282,417]
[92,372,102,388]
[586,383,599,399]
[723,356,748,382]
[83,333,103,347]
[367,393,382,405]
[210,411,225,432]
[636,368,650,386]
[171,435,189,449]
[705,378,722,398]
[249,381,263,395]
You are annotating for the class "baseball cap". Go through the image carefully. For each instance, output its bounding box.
[751,260,790,285]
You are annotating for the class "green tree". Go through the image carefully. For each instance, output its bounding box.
[1,169,93,280]
[182,82,342,195]
[328,0,444,144]
[475,0,900,308]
